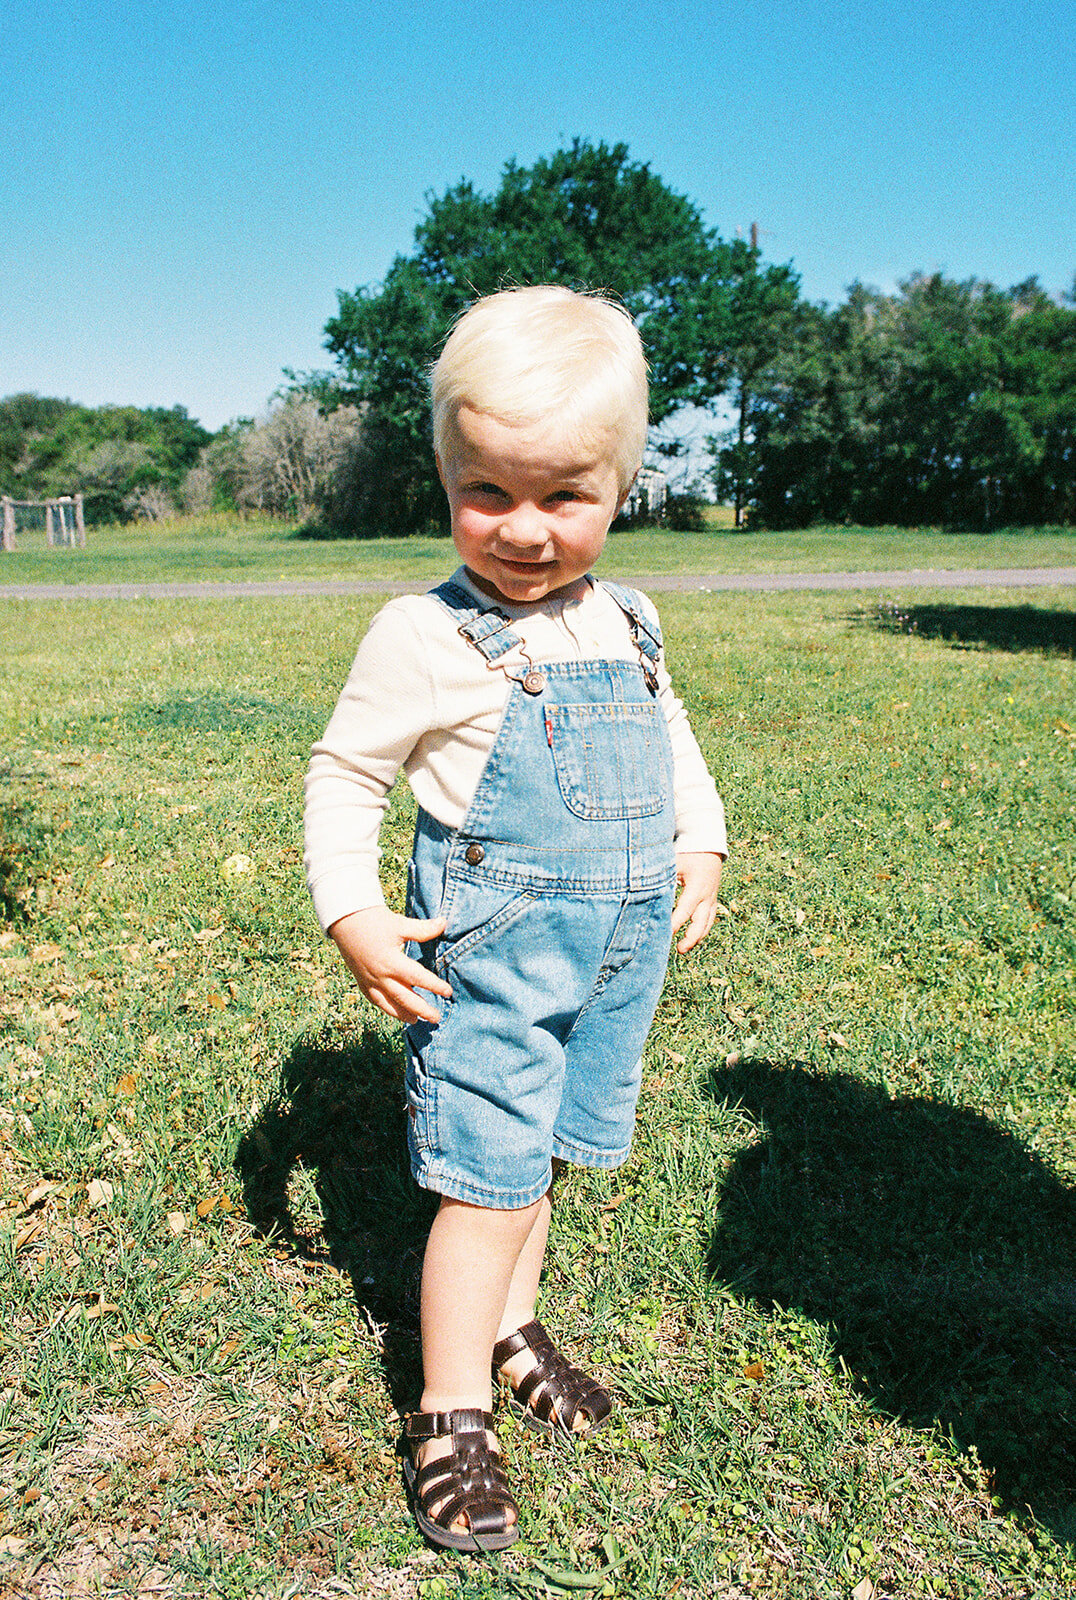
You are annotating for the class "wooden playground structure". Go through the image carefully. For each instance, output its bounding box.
[1,494,86,551]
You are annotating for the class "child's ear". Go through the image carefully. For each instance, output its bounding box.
[614,469,639,516]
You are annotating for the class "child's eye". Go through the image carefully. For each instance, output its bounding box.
[468,482,509,501]
[548,489,581,504]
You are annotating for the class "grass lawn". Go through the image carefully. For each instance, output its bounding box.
[0,512,1075,588]
[0,578,1074,1598]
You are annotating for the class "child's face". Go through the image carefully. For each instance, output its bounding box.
[437,407,628,605]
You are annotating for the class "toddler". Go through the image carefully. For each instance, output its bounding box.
[304,286,726,1552]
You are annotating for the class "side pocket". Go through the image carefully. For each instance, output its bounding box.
[437,889,536,974]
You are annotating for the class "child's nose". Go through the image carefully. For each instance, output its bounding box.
[498,504,544,546]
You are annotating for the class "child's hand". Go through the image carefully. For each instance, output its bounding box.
[671,852,724,955]
[328,907,452,1024]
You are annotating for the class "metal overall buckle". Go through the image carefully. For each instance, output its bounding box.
[457,614,545,694]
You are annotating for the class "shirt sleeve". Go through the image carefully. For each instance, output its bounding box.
[639,592,728,858]
[303,601,438,931]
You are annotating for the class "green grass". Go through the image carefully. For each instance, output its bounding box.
[0,511,1074,587]
[0,581,1074,1597]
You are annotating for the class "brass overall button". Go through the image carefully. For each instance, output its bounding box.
[521,670,545,694]
[464,842,485,866]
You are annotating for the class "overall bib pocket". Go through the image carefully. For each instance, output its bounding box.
[546,701,669,820]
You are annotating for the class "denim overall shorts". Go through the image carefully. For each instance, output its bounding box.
[404,580,677,1209]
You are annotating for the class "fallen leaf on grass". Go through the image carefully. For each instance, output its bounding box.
[743,1361,765,1382]
[24,1180,60,1210]
[87,1178,114,1208]
[192,926,225,944]
[166,1211,187,1236]
[207,991,227,1010]
[14,1219,46,1252]
[852,1580,876,1600]
[827,1031,848,1050]
[114,1072,138,1096]
[0,1535,28,1555]
[83,1293,119,1321]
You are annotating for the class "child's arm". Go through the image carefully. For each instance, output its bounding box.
[625,592,726,955]
[329,907,453,1024]
[671,852,723,954]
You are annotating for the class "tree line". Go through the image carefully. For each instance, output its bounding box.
[4,141,1073,531]
[0,396,211,524]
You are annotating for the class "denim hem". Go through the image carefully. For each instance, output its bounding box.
[412,1157,555,1211]
[551,1135,631,1169]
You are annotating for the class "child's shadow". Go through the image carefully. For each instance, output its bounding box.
[707,1060,1076,1541]
[234,1026,436,1415]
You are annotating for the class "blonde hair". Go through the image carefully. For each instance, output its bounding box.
[431,286,648,492]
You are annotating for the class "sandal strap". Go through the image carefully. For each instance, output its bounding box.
[404,1406,493,1442]
[405,1408,517,1545]
[491,1320,543,1368]
[493,1319,611,1432]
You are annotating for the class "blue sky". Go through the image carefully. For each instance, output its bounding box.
[2,0,1073,430]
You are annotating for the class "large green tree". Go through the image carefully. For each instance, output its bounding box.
[323,140,787,532]
[749,274,1076,528]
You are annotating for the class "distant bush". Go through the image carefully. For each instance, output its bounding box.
[665,491,710,531]
[181,396,365,524]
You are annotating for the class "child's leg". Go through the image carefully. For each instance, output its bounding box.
[490,1167,613,1438]
[413,1193,547,1541]
[497,1185,553,1344]
[420,1194,546,1412]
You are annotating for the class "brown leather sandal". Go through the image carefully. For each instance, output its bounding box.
[492,1319,613,1440]
[403,1408,519,1553]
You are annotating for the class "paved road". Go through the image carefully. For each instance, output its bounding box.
[1,566,1075,601]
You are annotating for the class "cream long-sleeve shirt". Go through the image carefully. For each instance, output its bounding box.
[304,569,727,932]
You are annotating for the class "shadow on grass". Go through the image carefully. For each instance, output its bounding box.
[707,1059,1076,1541]
[234,1026,436,1414]
[864,599,1076,656]
[124,692,318,734]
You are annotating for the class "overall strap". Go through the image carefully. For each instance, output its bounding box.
[600,580,663,688]
[428,580,526,666]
